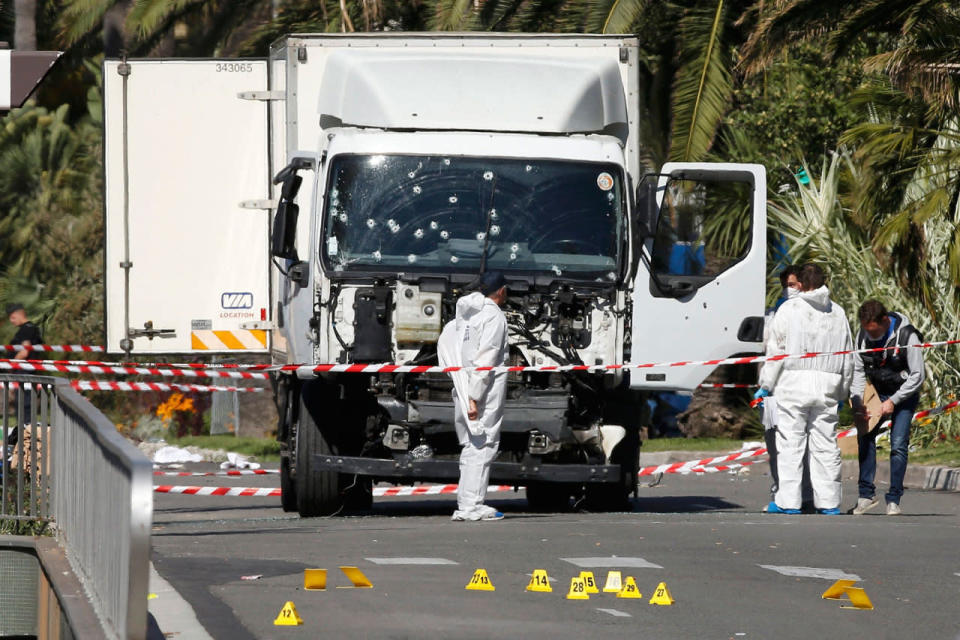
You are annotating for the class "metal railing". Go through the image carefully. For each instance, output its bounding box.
[1,373,152,640]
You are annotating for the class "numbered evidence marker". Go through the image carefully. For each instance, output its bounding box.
[466,569,495,591]
[526,569,553,593]
[648,581,675,605]
[273,601,304,626]
[566,576,590,600]
[616,577,642,599]
[602,571,623,593]
[579,571,599,594]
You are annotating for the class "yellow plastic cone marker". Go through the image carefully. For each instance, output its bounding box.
[602,571,623,593]
[526,569,553,593]
[616,576,642,599]
[649,581,674,605]
[579,571,599,594]
[821,579,857,600]
[465,569,495,591]
[339,566,373,588]
[273,601,303,626]
[840,587,874,611]
[303,568,327,591]
[566,576,590,600]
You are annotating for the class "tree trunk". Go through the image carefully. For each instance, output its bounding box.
[13,0,37,50]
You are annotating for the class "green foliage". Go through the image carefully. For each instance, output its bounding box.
[721,43,867,186]
[668,1,733,162]
[0,85,104,347]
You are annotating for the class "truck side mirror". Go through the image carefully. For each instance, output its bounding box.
[635,178,659,238]
[270,170,304,260]
[271,201,300,259]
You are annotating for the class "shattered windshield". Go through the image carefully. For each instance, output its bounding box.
[321,154,624,281]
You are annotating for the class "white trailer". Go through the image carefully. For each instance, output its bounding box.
[103,33,766,516]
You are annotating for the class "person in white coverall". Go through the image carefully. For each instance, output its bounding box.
[437,271,509,521]
[758,264,853,515]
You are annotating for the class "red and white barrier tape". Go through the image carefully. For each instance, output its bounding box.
[689,459,766,474]
[698,383,757,389]
[640,398,960,477]
[4,339,958,378]
[153,484,514,498]
[0,359,270,380]
[154,469,279,477]
[154,485,281,497]
[72,380,264,393]
[1,344,103,353]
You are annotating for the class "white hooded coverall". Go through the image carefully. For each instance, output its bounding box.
[437,292,509,518]
[758,286,853,510]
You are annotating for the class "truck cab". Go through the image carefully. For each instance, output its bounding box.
[102,34,766,516]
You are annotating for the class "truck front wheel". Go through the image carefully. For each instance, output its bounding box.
[295,387,342,517]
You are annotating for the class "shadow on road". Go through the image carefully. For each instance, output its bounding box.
[629,495,742,513]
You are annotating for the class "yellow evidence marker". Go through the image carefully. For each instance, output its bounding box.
[566,576,590,600]
[526,569,553,593]
[602,571,623,593]
[821,579,874,610]
[821,579,857,600]
[579,571,599,594]
[303,569,327,591]
[338,566,373,589]
[466,569,495,591]
[616,577,642,599]
[649,581,675,605]
[273,601,304,626]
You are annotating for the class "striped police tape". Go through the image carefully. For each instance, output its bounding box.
[4,338,959,379]
[1,344,104,353]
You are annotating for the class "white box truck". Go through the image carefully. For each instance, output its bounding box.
[103,33,767,516]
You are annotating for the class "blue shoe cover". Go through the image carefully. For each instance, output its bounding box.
[818,508,842,515]
[766,501,801,514]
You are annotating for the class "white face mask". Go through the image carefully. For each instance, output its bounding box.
[785,286,801,299]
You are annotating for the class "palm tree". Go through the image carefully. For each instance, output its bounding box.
[740,1,960,302]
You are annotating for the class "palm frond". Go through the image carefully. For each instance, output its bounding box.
[584,0,643,34]
[56,0,117,48]
[429,0,476,31]
[668,1,733,162]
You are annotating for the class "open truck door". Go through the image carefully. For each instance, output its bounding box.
[629,163,766,391]
[103,59,271,355]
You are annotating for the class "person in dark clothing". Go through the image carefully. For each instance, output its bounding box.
[7,303,43,360]
[850,300,924,516]
[5,303,43,436]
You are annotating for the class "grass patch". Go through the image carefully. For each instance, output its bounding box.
[166,435,282,462]
[908,440,960,468]
[641,437,750,452]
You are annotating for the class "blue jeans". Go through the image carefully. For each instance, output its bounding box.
[858,393,918,504]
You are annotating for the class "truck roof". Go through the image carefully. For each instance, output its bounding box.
[316,48,628,141]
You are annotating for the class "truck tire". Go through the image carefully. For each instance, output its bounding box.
[295,392,342,517]
[280,456,298,512]
[526,482,572,512]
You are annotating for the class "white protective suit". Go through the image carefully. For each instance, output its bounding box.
[758,286,853,510]
[437,291,509,518]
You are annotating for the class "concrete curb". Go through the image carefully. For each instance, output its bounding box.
[642,449,960,492]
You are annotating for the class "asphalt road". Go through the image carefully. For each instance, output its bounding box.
[150,462,960,640]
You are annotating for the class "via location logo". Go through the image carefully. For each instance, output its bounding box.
[221,292,254,309]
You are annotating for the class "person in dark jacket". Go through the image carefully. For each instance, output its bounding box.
[850,300,924,516]
[5,303,43,434]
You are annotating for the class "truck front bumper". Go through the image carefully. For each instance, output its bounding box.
[314,454,620,484]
